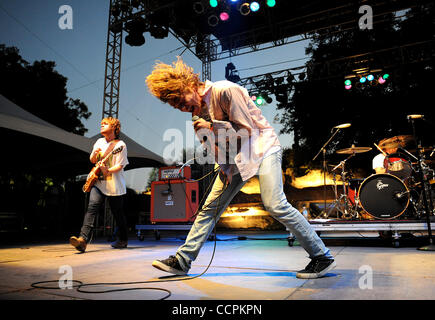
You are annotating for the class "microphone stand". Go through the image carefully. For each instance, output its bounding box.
[312,127,342,216]
[408,117,435,251]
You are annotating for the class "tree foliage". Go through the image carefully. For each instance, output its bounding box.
[0,44,91,135]
[278,4,435,172]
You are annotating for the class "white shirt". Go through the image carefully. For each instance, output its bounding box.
[92,138,129,196]
[201,80,281,182]
[372,153,385,170]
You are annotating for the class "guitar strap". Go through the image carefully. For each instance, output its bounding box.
[100,140,118,162]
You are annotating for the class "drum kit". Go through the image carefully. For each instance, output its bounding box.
[325,135,435,221]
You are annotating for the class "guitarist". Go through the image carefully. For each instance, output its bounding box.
[70,117,129,252]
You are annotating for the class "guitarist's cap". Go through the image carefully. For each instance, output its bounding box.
[102,117,121,138]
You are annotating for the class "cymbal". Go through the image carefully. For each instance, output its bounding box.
[379,135,414,149]
[336,146,372,154]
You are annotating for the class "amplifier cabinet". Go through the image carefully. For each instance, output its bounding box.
[151,180,199,222]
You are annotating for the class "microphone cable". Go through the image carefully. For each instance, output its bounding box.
[30,166,230,299]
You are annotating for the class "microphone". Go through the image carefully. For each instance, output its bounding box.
[395,190,409,199]
[407,114,424,120]
[334,123,351,129]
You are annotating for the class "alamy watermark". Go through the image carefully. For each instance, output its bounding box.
[358,265,373,290]
[58,265,73,289]
[58,5,73,30]
[359,5,373,30]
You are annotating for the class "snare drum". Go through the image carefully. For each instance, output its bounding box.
[358,173,410,219]
[384,152,413,180]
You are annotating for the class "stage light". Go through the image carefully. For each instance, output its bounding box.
[220,11,230,21]
[382,73,390,80]
[367,74,374,81]
[209,0,218,8]
[344,79,351,86]
[345,85,352,90]
[266,0,276,7]
[359,76,367,83]
[378,77,386,84]
[240,3,250,15]
[255,96,265,106]
[193,2,205,14]
[125,18,147,46]
[250,2,260,12]
[150,25,168,39]
[208,15,219,26]
[125,33,145,46]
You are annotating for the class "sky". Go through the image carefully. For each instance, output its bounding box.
[0,0,310,192]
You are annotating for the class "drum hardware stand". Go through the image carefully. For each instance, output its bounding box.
[312,125,346,216]
[326,153,358,219]
[408,114,435,251]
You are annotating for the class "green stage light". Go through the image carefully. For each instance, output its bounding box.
[266,0,276,7]
[382,73,390,80]
[255,96,265,106]
[209,0,218,8]
[344,79,351,86]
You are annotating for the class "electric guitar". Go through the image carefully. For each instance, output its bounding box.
[82,146,123,192]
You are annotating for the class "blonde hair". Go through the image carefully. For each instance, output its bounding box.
[102,117,121,138]
[145,57,203,107]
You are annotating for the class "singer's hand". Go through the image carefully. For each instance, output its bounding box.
[193,118,212,131]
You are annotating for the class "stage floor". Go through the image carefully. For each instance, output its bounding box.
[0,231,434,301]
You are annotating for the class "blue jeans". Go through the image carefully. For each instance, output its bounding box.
[80,187,128,242]
[176,149,332,272]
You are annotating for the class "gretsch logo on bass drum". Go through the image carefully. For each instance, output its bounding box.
[376,179,389,190]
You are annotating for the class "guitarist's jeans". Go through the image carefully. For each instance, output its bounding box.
[175,149,332,273]
[80,186,128,242]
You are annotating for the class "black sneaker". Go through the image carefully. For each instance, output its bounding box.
[152,255,187,276]
[296,258,336,279]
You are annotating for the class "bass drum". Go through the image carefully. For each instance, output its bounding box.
[358,173,410,219]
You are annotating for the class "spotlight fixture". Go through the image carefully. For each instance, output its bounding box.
[208,15,219,27]
[255,96,265,106]
[150,25,168,39]
[209,0,218,8]
[250,2,260,12]
[220,11,230,21]
[125,33,145,46]
[225,63,241,83]
[266,0,276,7]
[193,1,205,14]
[239,3,250,15]
[125,18,147,46]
